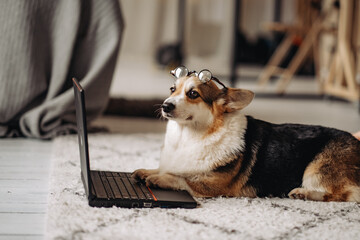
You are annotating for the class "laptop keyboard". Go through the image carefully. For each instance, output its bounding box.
[91,171,154,200]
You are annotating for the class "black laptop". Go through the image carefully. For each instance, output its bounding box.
[72,78,197,208]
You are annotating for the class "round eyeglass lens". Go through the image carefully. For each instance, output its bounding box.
[174,66,189,78]
[198,70,212,83]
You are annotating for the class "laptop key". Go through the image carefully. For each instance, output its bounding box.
[128,177,146,200]
[112,172,121,177]
[91,171,108,199]
[114,177,130,199]
[138,183,154,200]
[107,177,123,198]
[99,173,114,199]
[122,178,139,199]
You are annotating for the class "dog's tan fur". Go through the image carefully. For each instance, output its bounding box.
[134,153,257,198]
[289,136,360,202]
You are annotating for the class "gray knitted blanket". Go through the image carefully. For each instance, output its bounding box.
[0,0,124,138]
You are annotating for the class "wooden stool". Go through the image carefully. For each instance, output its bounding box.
[258,0,325,94]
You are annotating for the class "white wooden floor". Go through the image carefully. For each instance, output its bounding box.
[0,139,52,240]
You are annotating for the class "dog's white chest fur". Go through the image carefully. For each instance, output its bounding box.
[159,112,247,174]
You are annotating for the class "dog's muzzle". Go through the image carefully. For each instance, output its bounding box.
[161,102,175,113]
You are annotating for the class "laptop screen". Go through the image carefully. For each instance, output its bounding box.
[72,78,91,198]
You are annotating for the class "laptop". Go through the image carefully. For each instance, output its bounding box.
[72,78,197,208]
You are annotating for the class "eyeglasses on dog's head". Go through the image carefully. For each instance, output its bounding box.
[170,66,227,89]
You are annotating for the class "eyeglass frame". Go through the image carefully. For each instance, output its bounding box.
[170,66,227,90]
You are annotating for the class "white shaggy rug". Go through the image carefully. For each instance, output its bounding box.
[45,134,360,240]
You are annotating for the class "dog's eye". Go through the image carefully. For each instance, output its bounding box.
[170,86,176,93]
[187,90,200,99]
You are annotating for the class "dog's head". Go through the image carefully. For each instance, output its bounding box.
[161,70,254,127]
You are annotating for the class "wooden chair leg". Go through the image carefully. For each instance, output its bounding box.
[276,32,314,93]
[311,27,323,93]
[334,54,343,88]
[258,33,294,86]
[276,19,323,93]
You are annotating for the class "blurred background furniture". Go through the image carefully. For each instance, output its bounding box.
[322,0,359,102]
[258,0,360,103]
[258,0,323,93]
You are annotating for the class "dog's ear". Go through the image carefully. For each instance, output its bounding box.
[223,88,254,112]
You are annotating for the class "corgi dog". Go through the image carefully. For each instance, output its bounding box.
[132,67,360,203]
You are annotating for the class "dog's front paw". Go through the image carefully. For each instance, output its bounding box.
[288,188,307,200]
[146,174,169,189]
[131,169,156,182]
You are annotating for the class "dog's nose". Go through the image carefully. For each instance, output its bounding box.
[161,102,175,113]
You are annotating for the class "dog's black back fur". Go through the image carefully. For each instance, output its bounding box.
[242,116,354,197]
